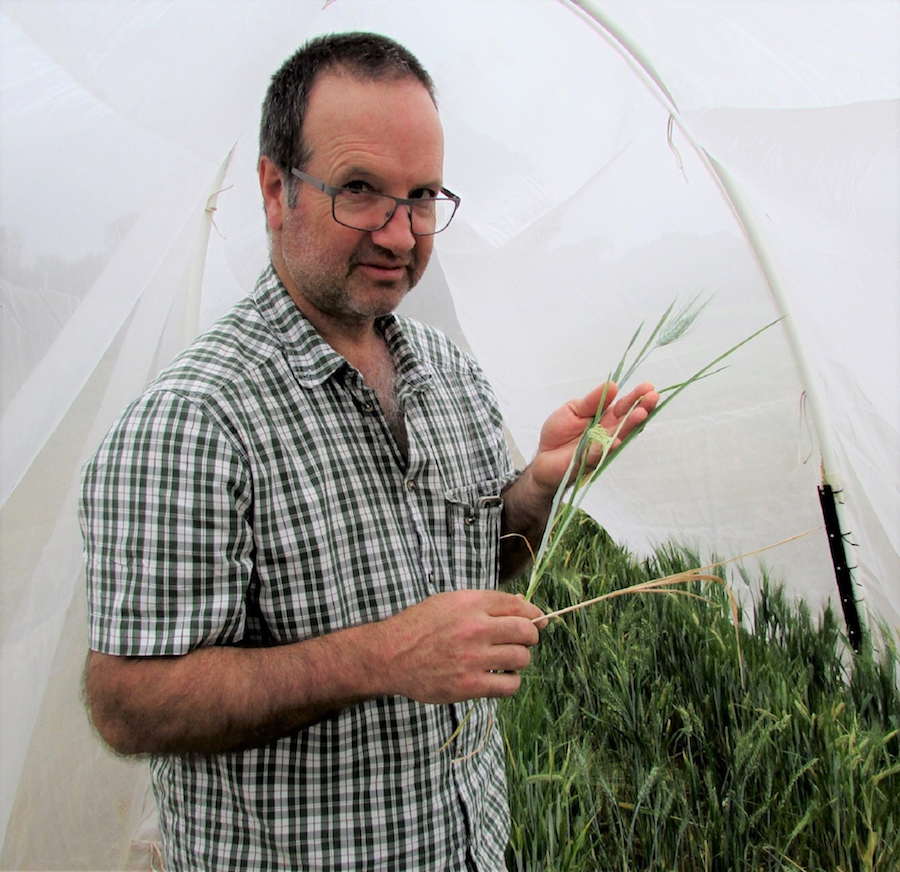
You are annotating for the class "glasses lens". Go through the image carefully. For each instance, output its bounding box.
[409,198,456,235]
[333,190,393,232]
[333,190,456,235]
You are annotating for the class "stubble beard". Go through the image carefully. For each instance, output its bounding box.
[286,240,425,324]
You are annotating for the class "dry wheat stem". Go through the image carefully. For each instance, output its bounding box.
[536,574,725,622]
[533,528,822,624]
[436,699,480,756]
[451,710,495,764]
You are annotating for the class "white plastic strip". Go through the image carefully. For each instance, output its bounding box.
[559,0,865,609]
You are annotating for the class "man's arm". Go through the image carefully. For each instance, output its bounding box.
[84,588,543,756]
[499,381,659,580]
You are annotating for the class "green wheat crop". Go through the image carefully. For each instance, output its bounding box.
[503,513,900,871]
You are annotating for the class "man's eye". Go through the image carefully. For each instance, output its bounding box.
[410,188,438,200]
[343,180,374,193]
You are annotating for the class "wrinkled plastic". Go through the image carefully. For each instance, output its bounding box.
[1,1,897,866]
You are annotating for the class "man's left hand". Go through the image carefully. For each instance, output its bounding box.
[530,381,659,498]
[499,381,659,581]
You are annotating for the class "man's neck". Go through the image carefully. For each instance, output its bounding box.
[271,261,388,366]
[274,264,408,456]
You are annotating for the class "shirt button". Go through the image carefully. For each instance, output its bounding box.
[362,401,375,413]
[406,479,416,492]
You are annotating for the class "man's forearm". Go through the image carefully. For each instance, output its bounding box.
[85,623,391,756]
[499,466,557,582]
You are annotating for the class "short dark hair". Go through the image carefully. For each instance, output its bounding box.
[259,32,436,205]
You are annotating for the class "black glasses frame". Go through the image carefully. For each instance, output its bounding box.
[290,168,460,236]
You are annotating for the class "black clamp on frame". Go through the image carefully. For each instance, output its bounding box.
[817,484,863,652]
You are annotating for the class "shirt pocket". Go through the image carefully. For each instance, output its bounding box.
[442,479,505,591]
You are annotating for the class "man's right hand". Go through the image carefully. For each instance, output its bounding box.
[374,589,545,704]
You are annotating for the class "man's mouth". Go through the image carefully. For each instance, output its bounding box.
[354,260,410,281]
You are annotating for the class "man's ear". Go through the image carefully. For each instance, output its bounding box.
[259,156,286,232]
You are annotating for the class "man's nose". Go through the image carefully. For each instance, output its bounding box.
[370,204,416,256]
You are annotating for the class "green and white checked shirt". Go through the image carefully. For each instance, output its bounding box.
[80,265,517,871]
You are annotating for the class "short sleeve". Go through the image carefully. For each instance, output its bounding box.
[80,390,254,656]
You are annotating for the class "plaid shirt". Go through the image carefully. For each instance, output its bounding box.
[80,265,516,871]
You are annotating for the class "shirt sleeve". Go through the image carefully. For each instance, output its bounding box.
[79,389,254,656]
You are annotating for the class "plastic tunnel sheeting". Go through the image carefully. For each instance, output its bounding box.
[1,1,897,867]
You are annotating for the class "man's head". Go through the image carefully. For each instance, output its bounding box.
[258,33,445,336]
[260,32,436,207]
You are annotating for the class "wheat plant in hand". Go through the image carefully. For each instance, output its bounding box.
[524,297,778,603]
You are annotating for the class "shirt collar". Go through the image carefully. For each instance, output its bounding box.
[252,263,433,393]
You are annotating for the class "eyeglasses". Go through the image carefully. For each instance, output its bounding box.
[290,168,460,236]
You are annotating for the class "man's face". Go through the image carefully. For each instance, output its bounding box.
[267,72,444,331]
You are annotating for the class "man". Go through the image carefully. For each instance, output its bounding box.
[80,32,657,870]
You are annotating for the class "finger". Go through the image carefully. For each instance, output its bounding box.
[605,409,648,448]
[641,389,660,413]
[612,381,655,417]
[568,381,618,418]
[481,670,523,699]
[490,642,533,673]
[515,593,548,630]
[486,591,545,623]
[489,615,541,647]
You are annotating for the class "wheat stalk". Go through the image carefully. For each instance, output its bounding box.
[524,299,780,603]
